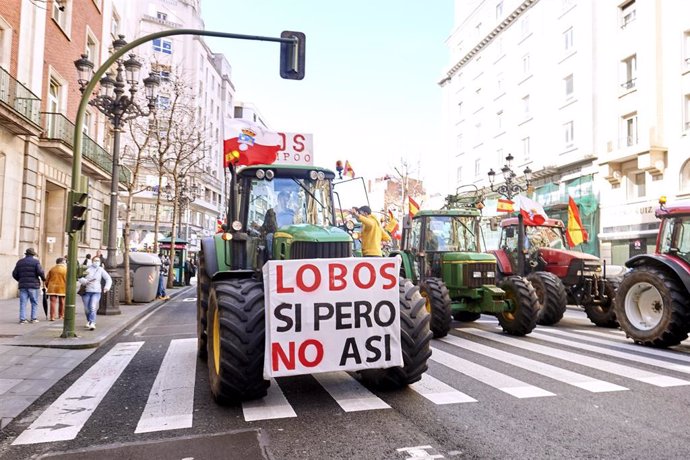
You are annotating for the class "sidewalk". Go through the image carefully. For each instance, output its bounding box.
[0,284,194,429]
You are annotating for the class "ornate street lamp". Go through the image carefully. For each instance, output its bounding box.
[488,153,533,274]
[74,35,160,315]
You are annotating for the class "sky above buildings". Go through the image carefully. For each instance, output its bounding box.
[201,0,454,196]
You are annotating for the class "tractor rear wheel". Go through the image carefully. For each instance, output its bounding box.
[496,276,539,336]
[358,279,432,389]
[614,266,690,348]
[197,251,210,360]
[420,277,452,338]
[583,280,619,328]
[453,311,481,322]
[207,278,269,404]
[526,271,567,326]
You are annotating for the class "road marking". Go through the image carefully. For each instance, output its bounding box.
[572,329,690,363]
[430,347,554,398]
[182,297,197,302]
[410,373,477,404]
[529,329,690,375]
[440,335,627,393]
[397,445,445,459]
[135,338,197,433]
[462,328,689,387]
[12,342,144,445]
[313,371,391,412]
[242,379,296,421]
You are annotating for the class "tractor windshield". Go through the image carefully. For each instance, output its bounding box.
[525,226,566,249]
[246,177,334,231]
[659,215,690,265]
[425,215,479,252]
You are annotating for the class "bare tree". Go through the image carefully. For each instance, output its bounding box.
[386,158,426,219]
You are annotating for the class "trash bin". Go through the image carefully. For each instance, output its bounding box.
[128,253,161,303]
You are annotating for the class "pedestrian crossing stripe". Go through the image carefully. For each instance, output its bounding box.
[12,323,690,445]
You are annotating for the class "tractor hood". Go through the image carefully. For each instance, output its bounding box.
[442,252,497,263]
[274,224,352,242]
[539,248,599,265]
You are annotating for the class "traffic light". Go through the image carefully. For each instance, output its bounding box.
[66,190,89,233]
[280,31,306,80]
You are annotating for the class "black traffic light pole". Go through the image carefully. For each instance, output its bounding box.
[62,28,305,338]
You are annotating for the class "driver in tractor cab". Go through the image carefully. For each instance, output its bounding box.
[276,191,296,227]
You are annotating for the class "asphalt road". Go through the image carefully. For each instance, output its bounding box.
[2,295,690,460]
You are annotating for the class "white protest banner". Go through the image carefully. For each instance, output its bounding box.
[263,258,402,378]
[276,132,314,165]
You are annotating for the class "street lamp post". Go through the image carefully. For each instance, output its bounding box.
[74,35,160,315]
[487,153,532,275]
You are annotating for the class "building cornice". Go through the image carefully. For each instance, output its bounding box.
[438,0,538,87]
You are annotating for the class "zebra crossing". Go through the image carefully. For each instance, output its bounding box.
[11,322,690,446]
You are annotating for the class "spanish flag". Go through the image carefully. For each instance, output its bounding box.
[344,160,355,178]
[497,198,514,213]
[566,196,588,247]
[385,210,399,234]
[409,196,420,218]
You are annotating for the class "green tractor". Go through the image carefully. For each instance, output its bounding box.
[197,164,432,404]
[392,195,539,338]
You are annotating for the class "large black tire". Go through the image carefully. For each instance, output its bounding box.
[358,279,432,389]
[420,278,452,338]
[526,271,567,326]
[496,276,539,336]
[207,278,270,404]
[614,266,690,348]
[453,311,481,322]
[197,251,210,360]
[583,280,619,328]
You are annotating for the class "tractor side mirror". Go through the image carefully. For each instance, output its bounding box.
[505,227,515,239]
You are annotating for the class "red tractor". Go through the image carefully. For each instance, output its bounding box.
[614,198,690,347]
[491,217,618,327]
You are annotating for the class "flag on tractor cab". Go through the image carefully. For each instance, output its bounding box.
[409,196,420,218]
[514,195,547,226]
[216,219,224,234]
[385,210,399,234]
[566,196,588,247]
[344,160,355,178]
[497,198,514,213]
[223,119,281,167]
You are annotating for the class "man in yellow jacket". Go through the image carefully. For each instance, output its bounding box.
[352,206,391,257]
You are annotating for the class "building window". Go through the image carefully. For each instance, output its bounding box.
[627,171,646,199]
[82,111,92,136]
[620,0,636,29]
[157,11,168,21]
[522,95,530,115]
[475,22,482,38]
[52,0,72,34]
[111,13,120,38]
[521,15,530,36]
[48,78,60,113]
[157,95,171,110]
[0,17,11,70]
[563,27,573,52]
[522,54,530,75]
[496,148,503,166]
[456,166,463,183]
[496,110,503,131]
[456,134,463,153]
[564,74,574,98]
[684,94,690,131]
[681,160,690,192]
[564,121,575,148]
[496,73,503,93]
[475,122,482,142]
[152,38,173,55]
[522,137,530,161]
[474,158,481,177]
[621,54,637,90]
[623,114,638,146]
[684,31,690,67]
[495,1,503,19]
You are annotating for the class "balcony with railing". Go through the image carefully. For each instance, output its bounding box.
[0,67,42,135]
[39,112,131,185]
[620,78,637,91]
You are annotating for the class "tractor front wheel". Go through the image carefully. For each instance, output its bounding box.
[420,277,452,338]
[496,276,539,336]
[358,279,432,389]
[196,251,210,360]
[526,271,567,326]
[614,267,689,348]
[583,280,619,328]
[207,278,269,404]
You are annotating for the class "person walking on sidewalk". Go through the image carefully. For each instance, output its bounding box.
[12,248,46,324]
[156,253,170,300]
[45,257,67,321]
[77,255,112,330]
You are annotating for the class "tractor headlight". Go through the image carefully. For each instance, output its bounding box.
[221,232,233,241]
[486,271,495,278]
[317,171,325,181]
[255,169,266,179]
[231,220,243,231]
[309,170,319,180]
[473,271,482,278]
[345,220,355,231]
[265,170,275,180]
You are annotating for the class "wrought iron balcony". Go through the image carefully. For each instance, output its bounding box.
[0,66,42,135]
[40,112,131,184]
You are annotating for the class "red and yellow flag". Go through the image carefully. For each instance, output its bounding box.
[497,198,514,213]
[566,196,588,247]
[409,196,420,218]
[385,210,399,234]
[344,160,355,178]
